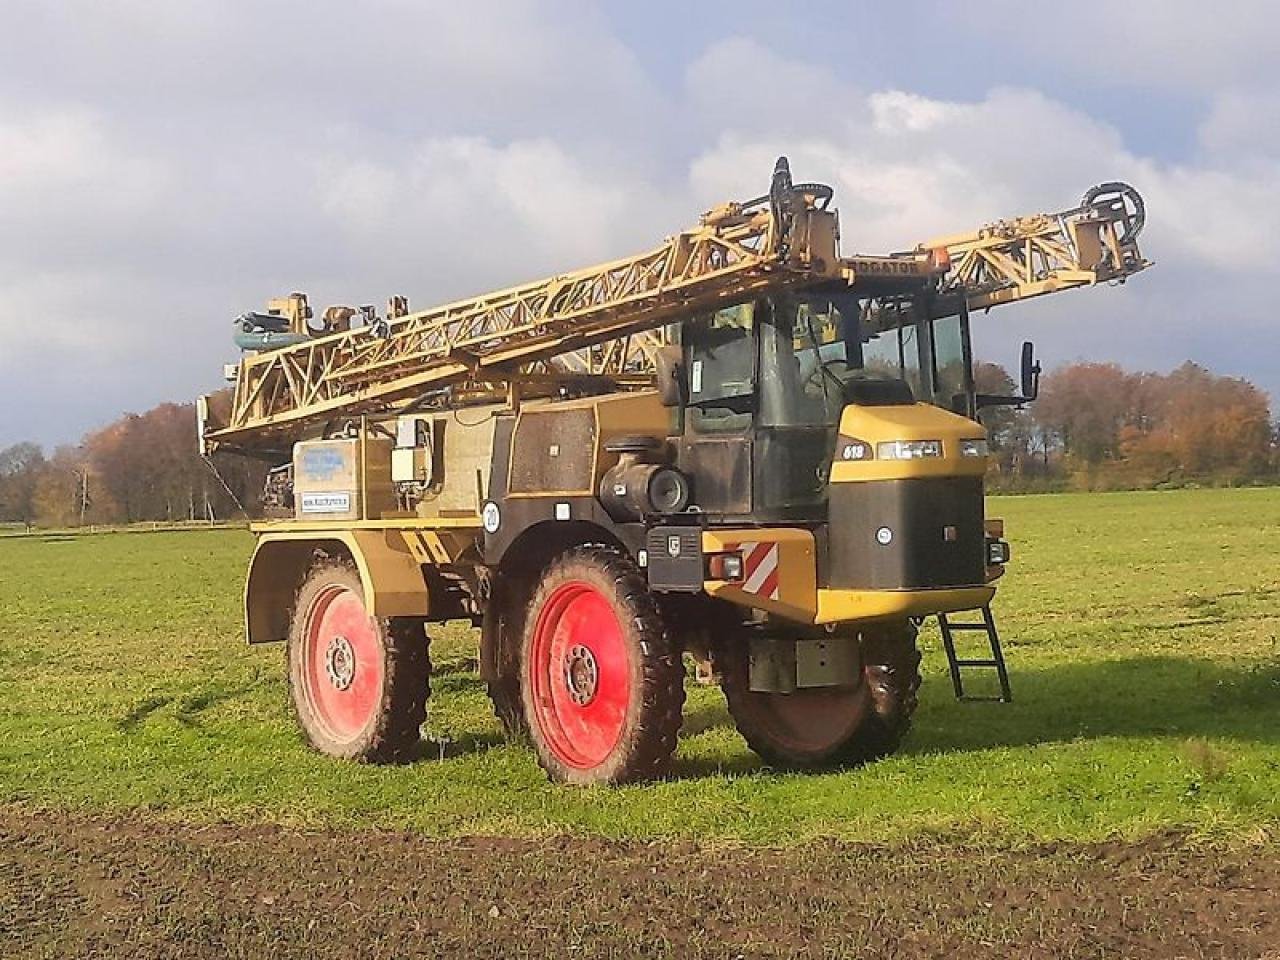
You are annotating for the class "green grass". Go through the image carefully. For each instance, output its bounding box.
[1,489,1278,846]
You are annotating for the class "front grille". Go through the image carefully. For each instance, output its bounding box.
[826,477,985,590]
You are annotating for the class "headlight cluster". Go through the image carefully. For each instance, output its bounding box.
[876,439,943,460]
[837,437,991,461]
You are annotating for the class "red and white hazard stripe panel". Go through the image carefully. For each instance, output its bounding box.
[727,541,780,602]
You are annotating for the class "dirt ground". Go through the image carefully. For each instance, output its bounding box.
[1,807,1276,960]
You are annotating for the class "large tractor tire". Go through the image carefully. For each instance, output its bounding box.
[481,573,528,739]
[520,546,684,785]
[287,560,430,763]
[857,621,924,759]
[719,620,921,770]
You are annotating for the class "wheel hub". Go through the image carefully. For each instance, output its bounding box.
[562,644,599,706]
[325,635,356,691]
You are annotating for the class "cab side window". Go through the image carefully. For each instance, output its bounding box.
[686,302,756,434]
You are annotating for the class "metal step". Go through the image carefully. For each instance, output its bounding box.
[937,605,1012,703]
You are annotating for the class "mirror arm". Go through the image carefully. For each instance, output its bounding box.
[975,393,1031,410]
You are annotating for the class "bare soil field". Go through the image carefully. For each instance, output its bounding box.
[3,806,1277,959]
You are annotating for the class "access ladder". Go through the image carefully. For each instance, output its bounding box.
[937,605,1012,703]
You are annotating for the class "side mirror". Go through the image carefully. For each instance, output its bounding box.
[976,341,1044,411]
[1020,340,1041,401]
[655,345,686,408]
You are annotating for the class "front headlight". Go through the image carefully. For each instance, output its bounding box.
[959,438,989,458]
[876,439,943,460]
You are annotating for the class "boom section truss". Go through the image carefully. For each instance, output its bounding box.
[205,176,1147,451]
[925,182,1149,312]
[206,194,840,450]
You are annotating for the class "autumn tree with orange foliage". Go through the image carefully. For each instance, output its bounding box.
[1028,361,1274,489]
[0,395,264,527]
[1118,363,1273,485]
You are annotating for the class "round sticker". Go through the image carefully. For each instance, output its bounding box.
[875,526,893,545]
[482,501,501,534]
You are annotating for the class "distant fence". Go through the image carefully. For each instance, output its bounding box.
[0,520,249,539]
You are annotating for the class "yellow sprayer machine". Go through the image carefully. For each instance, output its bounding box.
[199,160,1148,784]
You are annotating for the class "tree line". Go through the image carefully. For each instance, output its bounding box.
[0,398,266,528]
[977,360,1278,491]
[1,360,1276,527]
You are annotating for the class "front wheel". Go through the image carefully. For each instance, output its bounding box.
[719,620,921,770]
[520,546,684,785]
[287,560,430,762]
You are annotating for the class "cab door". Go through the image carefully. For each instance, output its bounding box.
[676,301,756,518]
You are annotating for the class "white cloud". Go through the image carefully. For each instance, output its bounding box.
[312,136,680,306]
[0,4,1278,446]
[1199,89,1280,160]
[686,37,866,138]
[870,91,963,136]
[935,0,1280,90]
[0,107,173,269]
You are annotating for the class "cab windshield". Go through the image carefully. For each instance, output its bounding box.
[681,290,973,514]
[762,292,971,427]
[683,290,973,431]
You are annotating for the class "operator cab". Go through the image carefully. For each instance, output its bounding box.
[671,286,976,522]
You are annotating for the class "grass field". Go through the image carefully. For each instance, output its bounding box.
[1,488,1278,847]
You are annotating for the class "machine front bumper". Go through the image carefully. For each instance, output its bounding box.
[813,585,995,624]
[687,527,998,626]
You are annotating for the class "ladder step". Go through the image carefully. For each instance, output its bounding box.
[937,604,1012,704]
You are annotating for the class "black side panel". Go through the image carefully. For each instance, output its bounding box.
[753,426,832,519]
[676,436,752,515]
[487,414,516,501]
[482,495,645,565]
[827,477,984,590]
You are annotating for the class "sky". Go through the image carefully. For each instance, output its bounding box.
[1,0,1278,448]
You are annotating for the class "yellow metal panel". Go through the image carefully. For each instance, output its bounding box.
[702,527,817,622]
[251,517,482,532]
[246,529,429,642]
[835,402,982,442]
[243,537,315,645]
[830,403,988,483]
[347,528,430,617]
[401,528,473,565]
[815,586,995,624]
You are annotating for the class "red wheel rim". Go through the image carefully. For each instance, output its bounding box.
[528,581,631,770]
[301,584,384,742]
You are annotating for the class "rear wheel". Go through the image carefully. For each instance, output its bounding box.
[287,561,430,762]
[719,620,920,769]
[520,546,684,785]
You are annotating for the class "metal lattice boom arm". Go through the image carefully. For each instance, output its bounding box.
[204,162,839,451]
[202,167,1148,453]
[925,181,1149,311]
